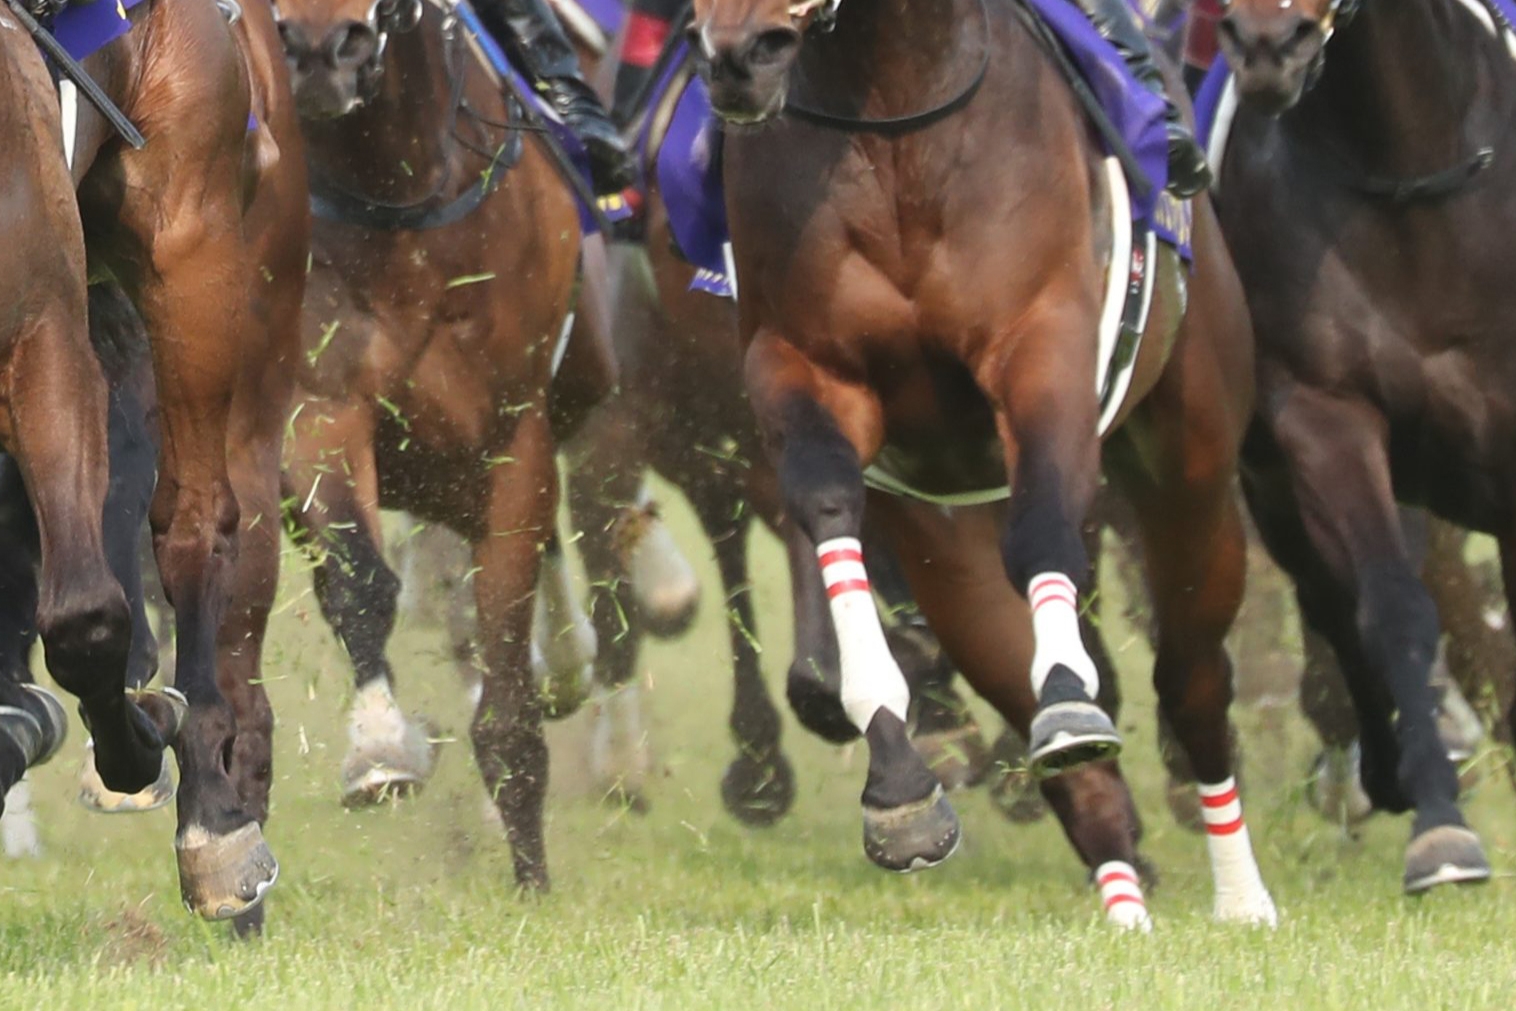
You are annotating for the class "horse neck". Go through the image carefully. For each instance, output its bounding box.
[305,22,458,202]
[1291,0,1482,176]
[791,0,977,117]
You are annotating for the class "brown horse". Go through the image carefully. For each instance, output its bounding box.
[1215,0,1516,891]
[691,0,1273,925]
[1,1,308,931]
[275,0,594,891]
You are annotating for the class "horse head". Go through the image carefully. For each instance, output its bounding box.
[274,0,424,119]
[688,0,819,123]
[1218,0,1355,113]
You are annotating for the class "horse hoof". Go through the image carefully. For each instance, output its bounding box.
[128,685,189,742]
[20,684,68,765]
[786,673,858,745]
[177,822,279,920]
[623,509,700,639]
[1028,702,1121,778]
[342,684,439,806]
[1306,744,1374,827]
[913,722,991,792]
[78,740,176,813]
[720,751,795,827]
[862,786,961,872]
[535,656,591,721]
[0,685,70,770]
[1213,888,1279,927]
[1403,825,1490,894]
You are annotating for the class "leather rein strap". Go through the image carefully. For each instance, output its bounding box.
[780,0,992,136]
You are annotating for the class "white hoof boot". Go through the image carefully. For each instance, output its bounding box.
[1096,862,1153,933]
[2,777,41,858]
[1200,778,1278,927]
[620,498,699,634]
[340,681,438,806]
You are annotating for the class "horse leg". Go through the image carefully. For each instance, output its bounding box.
[872,493,1151,929]
[868,529,990,792]
[1244,394,1486,892]
[1108,449,1275,924]
[471,411,558,891]
[548,235,618,445]
[749,356,957,871]
[0,309,130,810]
[77,361,178,814]
[688,487,794,826]
[284,407,436,808]
[533,533,596,718]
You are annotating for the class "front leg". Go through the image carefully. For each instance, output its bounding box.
[749,334,959,872]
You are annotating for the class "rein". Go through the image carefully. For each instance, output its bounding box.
[1267,0,1499,203]
[780,0,992,136]
[301,0,525,231]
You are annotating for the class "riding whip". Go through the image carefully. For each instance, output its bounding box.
[6,0,147,150]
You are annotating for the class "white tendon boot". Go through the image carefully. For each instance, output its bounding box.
[1199,777,1278,926]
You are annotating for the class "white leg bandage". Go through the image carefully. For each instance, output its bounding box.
[817,538,910,732]
[1199,777,1278,926]
[1095,860,1151,932]
[1028,572,1100,699]
[1,776,40,860]
[348,679,406,750]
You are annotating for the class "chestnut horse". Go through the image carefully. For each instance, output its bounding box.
[691,0,1273,925]
[1214,0,1516,891]
[0,1,308,930]
[275,0,595,891]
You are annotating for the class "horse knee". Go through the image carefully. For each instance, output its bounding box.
[777,400,865,543]
[38,585,133,701]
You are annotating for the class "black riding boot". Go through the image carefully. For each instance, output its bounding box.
[608,0,687,127]
[1068,0,1211,197]
[474,0,635,195]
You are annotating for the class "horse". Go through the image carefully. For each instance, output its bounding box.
[689,0,1274,926]
[0,0,308,932]
[274,0,600,891]
[1213,0,1516,891]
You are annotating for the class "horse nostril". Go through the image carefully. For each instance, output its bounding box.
[747,27,800,67]
[276,20,306,59]
[1287,19,1317,51]
[1218,14,1243,51]
[326,21,379,69]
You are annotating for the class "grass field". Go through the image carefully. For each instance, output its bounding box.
[0,491,1513,1010]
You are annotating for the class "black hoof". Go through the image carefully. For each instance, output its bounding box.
[786,670,858,744]
[1028,701,1121,778]
[721,750,796,827]
[1404,825,1490,894]
[862,786,961,872]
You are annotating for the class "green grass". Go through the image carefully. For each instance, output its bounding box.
[0,492,1513,1009]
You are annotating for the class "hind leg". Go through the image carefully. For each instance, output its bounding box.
[1108,443,1275,924]
[284,404,435,808]
[872,493,1151,929]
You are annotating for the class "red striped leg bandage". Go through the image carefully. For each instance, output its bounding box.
[1095,860,1152,932]
[816,537,909,731]
[1027,572,1100,699]
[1198,777,1277,924]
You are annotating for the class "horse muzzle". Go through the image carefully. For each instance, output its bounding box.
[689,22,802,125]
[278,17,385,120]
[1218,12,1326,115]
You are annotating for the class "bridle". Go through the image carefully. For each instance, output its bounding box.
[774,0,992,136]
[280,0,526,230]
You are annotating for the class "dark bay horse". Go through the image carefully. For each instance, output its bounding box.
[1,1,309,930]
[1215,0,1516,891]
[275,0,594,891]
[691,0,1273,925]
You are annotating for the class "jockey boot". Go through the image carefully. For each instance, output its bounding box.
[1068,0,1212,197]
[473,0,636,194]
